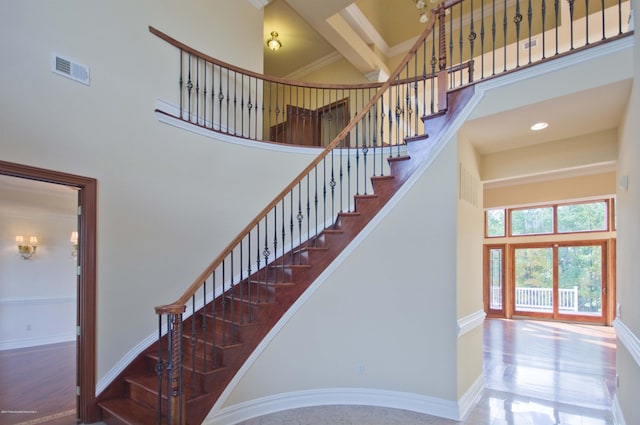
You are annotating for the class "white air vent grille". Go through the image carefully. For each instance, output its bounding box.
[523,38,538,49]
[52,53,90,85]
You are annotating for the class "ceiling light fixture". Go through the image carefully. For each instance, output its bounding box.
[267,31,282,51]
[530,122,549,131]
[416,0,428,23]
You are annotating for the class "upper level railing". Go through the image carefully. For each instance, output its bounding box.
[150,0,632,422]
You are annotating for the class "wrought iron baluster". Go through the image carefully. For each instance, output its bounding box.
[600,0,605,40]
[449,8,454,87]
[492,0,496,75]
[211,272,217,367]
[585,0,590,45]
[568,0,575,50]
[527,0,533,63]
[156,315,163,425]
[431,35,436,113]
[297,183,303,257]
[238,244,244,323]
[481,0,485,79]
[469,0,477,82]
[190,295,196,395]
[290,189,294,263]
[195,58,200,125]
[306,174,311,240]
[221,261,226,345]
[226,68,230,132]
[281,198,286,283]
[514,0,522,68]
[230,251,235,323]
[272,206,278,285]
[263,216,270,301]
[241,74,245,136]
[459,2,464,86]
[187,54,193,122]
[218,66,224,131]
[542,0,547,59]
[314,165,319,241]
[203,61,207,128]
[554,0,560,55]
[246,234,252,323]
[179,50,184,120]
[201,280,207,370]
[233,70,237,133]
[503,0,508,71]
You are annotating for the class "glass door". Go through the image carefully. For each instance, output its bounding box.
[513,247,554,316]
[557,245,604,319]
[511,243,606,322]
[484,245,505,316]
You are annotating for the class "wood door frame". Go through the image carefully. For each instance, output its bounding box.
[509,240,608,324]
[483,244,506,317]
[0,160,98,423]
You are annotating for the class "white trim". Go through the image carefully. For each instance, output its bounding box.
[247,0,270,9]
[206,388,461,425]
[155,99,323,155]
[613,318,640,369]
[340,5,391,56]
[457,375,485,420]
[474,36,633,94]
[0,296,75,306]
[0,333,75,351]
[457,310,486,337]
[96,330,157,395]
[612,394,628,425]
[285,52,343,81]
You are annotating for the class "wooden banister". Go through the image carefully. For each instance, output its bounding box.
[154,16,439,311]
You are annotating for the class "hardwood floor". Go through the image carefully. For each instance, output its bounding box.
[0,342,76,425]
[238,319,617,425]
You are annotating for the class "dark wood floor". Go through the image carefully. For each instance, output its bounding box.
[0,342,76,425]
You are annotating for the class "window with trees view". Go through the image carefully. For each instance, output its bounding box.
[485,200,612,237]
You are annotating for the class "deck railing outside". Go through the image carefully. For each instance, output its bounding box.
[150,0,632,422]
[492,286,580,312]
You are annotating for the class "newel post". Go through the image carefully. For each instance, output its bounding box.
[437,4,448,111]
[155,304,186,425]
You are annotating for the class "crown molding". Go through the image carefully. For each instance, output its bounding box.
[248,0,270,10]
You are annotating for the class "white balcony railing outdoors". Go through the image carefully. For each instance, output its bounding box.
[491,286,580,312]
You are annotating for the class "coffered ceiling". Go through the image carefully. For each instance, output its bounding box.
[263,0,427,79]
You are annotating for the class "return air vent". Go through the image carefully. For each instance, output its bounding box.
[523,38,538,49]
[52,53,90,85]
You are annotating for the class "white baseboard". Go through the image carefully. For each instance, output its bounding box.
[457,310,486,337]
[205,388,467,425]
[458,375,485,420]
[612,394,627,425]
[613,318,640,368]
[0,333,75,351]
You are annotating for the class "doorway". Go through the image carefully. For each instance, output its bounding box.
[512,242,607,322]
[0,160,98,423]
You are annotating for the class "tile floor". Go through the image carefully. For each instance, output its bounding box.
[237,319,617,425]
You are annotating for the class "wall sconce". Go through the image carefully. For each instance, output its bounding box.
[16,235,38,260]
[70,231,78,257]
[267,31,282,51]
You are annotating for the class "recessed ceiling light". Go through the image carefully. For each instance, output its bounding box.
[530,122,548,131]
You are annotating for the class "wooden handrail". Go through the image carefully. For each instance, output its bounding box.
[149,26,383,91]
[154,12,440,313]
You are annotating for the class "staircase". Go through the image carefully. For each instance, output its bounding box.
[96,86,474,425]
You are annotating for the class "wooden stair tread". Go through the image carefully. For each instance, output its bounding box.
[98,86,473,425]
[100,397,162,425]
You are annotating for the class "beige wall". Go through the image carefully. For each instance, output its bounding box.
[456,135,484,398]
[484,172,616,208]
[481,129,618,183]
[222,139,461,410]
[0,0,320,387]
[0,180,77,349]
[614,8,640,421]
